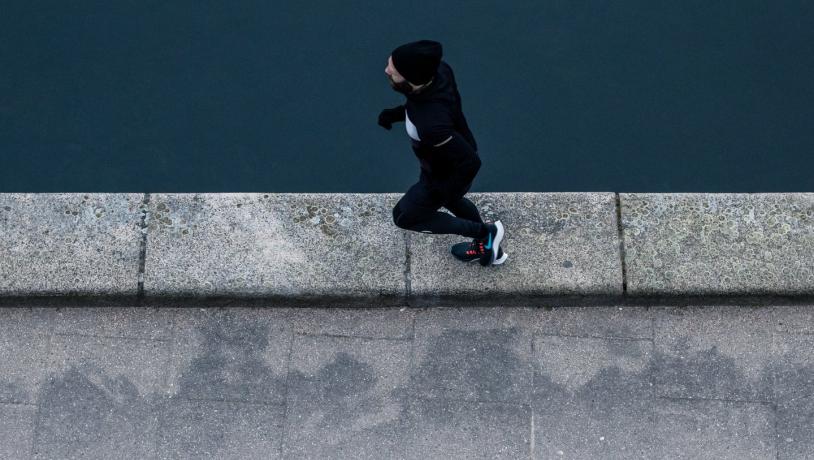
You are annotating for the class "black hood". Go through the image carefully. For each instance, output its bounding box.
[404,61,455,105]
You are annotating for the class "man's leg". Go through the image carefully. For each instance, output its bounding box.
[443,196,485,229]
[392,181,486,238]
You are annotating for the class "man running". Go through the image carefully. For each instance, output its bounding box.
[379,39,506,266]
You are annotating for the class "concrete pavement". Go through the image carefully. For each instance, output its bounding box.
[0,298,812,459]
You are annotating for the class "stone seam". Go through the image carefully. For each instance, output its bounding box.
[615,192,629,295]
[404,231,412,302]
[137,193,151,300]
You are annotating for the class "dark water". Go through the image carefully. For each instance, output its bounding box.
[2,1,812,193]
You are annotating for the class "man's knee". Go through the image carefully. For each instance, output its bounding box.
[393,202,423,229]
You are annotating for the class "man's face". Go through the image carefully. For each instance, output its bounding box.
[385,55,416,95]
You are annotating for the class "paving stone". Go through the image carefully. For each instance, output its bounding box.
[653,399,775,459]
[532,335,654,459]
[410,192,623,296]
[143,193,406,297]
[771,305,814,335]
[0,307,54,404]
[621,193,814,295]
[287,306,415,339]
[773,333,814,401]
[0,331,51,404]
[46,335,173,398]
[283,334,412,459]
[0,193,144,296]
[776,393,814,460]
[411,307,533,403]
[52,306,174,340]
[33,367,159,460]
[772,333,814,459]
[156,398,284,460]
[0,307,54,337]
[0,403,35,460]
[0,303,811,458]
[403,399,531,460]
[653,305,775,400]
[35,334,170,459]
[167,307,292,404]
[34,335,170,458]
[524,305,652,339]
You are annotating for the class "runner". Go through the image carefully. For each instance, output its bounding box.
[379,39,507,266]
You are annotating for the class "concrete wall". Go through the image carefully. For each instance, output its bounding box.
[1,193,812,299]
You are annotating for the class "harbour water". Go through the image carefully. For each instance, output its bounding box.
[2,1,812,192]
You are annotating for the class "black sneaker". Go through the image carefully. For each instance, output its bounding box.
[478,220,505,266]
[450,238,507,265]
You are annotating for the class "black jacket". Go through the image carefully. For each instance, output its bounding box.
[393,61,481,194]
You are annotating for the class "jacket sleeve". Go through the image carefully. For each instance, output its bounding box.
[390,104,406,122]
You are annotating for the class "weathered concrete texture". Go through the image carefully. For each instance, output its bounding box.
[410,193,623,296]
[532,335,655,459]
[653,399,776,459]
[52,305,175,340]
[0,333,51,404]
[411,307,534,403]
[283,334,412,459]
[404,399,531,459]
[286,306,415,339]
[2,192,814,299]
[166,307,292,404]
[0,308,53,404]
[33,365,161,459]
[143,193,406,297]
[157,399,284,460]
[622,193,814,295]
[0,404,36,460]
[773,333,814,459]
[653,305,775,401]
[1,302,813,458]
[0,193,144,296]
[525,305,652,339]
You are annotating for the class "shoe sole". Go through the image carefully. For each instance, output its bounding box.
[482,221,505,266]
[462,251,508,265]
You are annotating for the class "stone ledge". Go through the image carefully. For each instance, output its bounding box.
[143,193,406,298]
[622,193,814,295]
[1,193,812,298]
[0,193,143,296]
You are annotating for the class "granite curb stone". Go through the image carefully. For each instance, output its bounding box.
[1,193,813,299]
[0,193,144,296]
[410,192,623,296]
[622,193,814,295]
[143,193,406,298]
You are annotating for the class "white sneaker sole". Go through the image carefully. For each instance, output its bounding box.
[467,250,508,265]
[489,221,505,265]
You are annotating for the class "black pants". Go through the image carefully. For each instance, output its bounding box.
[392,171,485,239]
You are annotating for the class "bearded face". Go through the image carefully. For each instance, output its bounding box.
[387,74,415,95]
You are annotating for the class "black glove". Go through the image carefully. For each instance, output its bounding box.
[378,105,405,130]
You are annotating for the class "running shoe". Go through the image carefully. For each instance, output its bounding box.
[450,237,507,265]
[478,220,505,266]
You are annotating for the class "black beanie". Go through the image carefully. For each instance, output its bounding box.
[391,40,443,86]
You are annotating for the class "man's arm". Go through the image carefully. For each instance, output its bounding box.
[378,105,405,130]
